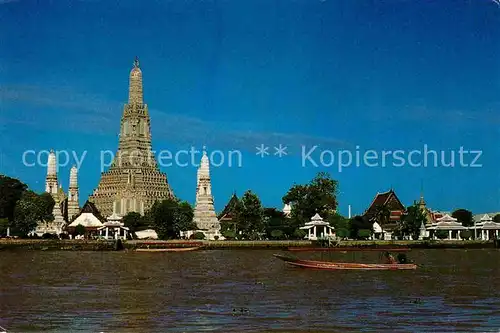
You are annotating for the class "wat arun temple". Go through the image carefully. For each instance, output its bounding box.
[89,58,175,217]
[37,58,222,239]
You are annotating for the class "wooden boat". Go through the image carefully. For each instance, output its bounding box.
[287,247,411,252]
[137,241,204,247]
[136,247,200,252]
[274,254,417,270]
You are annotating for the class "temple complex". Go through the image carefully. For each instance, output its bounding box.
[364,189,406,239]
[300,213,335,240]
[89,57,174,217]
[193,151,223,240]
[34,150,80,235]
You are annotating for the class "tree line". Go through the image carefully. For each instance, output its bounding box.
[2,172,497,240]
[0,175,55,237]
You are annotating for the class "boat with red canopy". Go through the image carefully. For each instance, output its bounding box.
[136,247,201,252]
[273,254,417,270]
[287,247,411,252]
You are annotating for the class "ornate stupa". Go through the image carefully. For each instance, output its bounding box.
[89,57,174,217]
[67,165,80,221]
[45,149,58,195]
[35,150,66,235]
[193,151,222,240]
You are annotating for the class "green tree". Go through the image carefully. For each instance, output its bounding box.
[282,172,339,229]
[270,229,284,239]
[235,190,264,239]
[0,218,8,236]
[191,232,205,240]
[493,214,500,223]
[122,212,146,238]
[221,229,237,240]
[357,229,372,240]
[293,228,307,239]
[177,201,197,231]
[399,205,427,240]
[0,175,28,222]
[74,224,86,236]
[263,208,289,239]
[327,213,349,230]
[147,198,196,240]
[348,215,372,239]
[452,209,473,227]
[373,205,391,238]
[12,191,55,237]
[336,228,349,239]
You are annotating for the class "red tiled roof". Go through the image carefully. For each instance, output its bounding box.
[364,190,405,218]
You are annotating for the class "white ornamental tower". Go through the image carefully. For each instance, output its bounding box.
[67,165,80,221]
[45,150,58,195]
[193,151,222,239]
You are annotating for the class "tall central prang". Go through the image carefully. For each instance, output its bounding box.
[90,57,174,217]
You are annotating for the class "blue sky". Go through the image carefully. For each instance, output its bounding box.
[1,0,499,216]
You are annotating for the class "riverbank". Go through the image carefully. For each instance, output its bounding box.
[0,239,498,251]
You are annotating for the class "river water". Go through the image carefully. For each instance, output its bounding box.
[0,249,499,332]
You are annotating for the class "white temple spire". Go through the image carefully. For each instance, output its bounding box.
[47,149,57,176]
[45,150,58,195]
[193,150,222,240]
[68,165,80,221]
[70,165,78,188]
[128,56,143,105]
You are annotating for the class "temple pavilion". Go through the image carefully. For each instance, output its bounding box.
[97,212,130,240]
[427,214,467,240]
[300,213,335,240]
[472,214,500,240]
[68,201,105,238]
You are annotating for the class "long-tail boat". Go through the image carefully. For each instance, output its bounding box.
[135,247,201,252]
[273,254,417,270]
[287,247,411,252]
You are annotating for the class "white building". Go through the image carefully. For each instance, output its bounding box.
[472,214,500,240]
[427,214,467,240]
[300,213,335,240]
[97,212,129,240]
[191,151,224,240]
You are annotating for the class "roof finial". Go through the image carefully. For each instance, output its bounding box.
[420,179,424,199]
[134,56,140,68]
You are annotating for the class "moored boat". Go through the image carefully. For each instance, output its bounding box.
[136,247,201,252]
[273,254,417,270]
[287,247,411,252]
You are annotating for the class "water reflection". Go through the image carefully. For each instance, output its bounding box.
[0,249,499,332]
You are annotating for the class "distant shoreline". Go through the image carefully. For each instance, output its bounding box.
[0,239,497,251]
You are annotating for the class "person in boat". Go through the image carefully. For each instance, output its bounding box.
[384,252,397,264]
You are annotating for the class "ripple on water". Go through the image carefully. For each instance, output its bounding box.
[1,249,500,332]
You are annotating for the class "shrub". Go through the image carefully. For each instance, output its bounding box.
[293,229,307,240]
[191,232,205,240]
[59,233,70,239]
[42,233,57,239]
[270,229,284,240]
[222,230,236,240]
[460,230,472,240]
[435,230,448,240]
[336,228,349,239]
[357,229,372,240]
